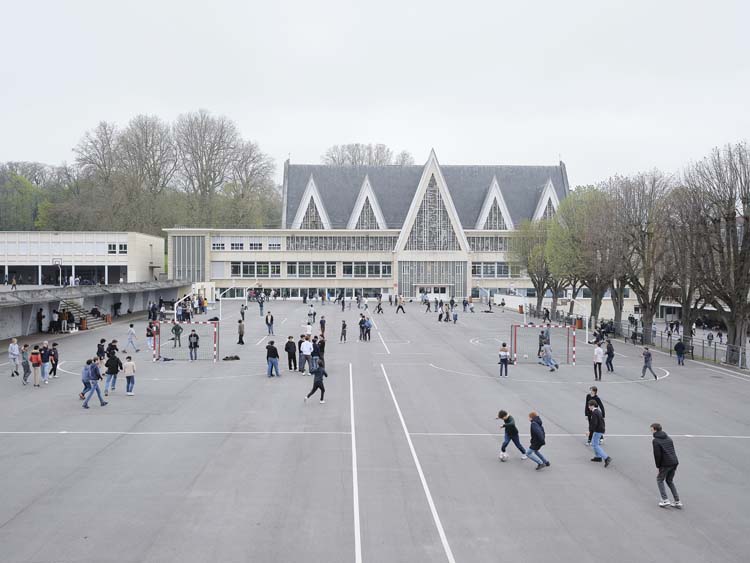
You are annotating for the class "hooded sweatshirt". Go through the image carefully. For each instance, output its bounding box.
[652,430,679,467]
[529,415,546,450]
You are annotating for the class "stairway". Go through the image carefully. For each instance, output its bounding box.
[59,299,108,331]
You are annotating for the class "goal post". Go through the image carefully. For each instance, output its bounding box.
[153,320,219,362]
[511,324,576,366]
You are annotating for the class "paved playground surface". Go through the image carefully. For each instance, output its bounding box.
[1,299,749,562]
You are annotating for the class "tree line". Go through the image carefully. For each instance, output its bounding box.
[513,142,750,358]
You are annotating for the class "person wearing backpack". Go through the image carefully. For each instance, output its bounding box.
[29,345,43,387]
[82,357,108,409]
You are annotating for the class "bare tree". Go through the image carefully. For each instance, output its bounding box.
[685,142,750,365]
[220,140,277,227]
[74,121,118,184]
[174,110,239,226]
[393,150,415,166]
[609,171,675,344]
[118,115,177,195]
[321,143,413,166]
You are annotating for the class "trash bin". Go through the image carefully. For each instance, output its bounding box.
[575,317,584,329]
[105,314,112,324]
[80,318,88,330]
[518,305,524,314]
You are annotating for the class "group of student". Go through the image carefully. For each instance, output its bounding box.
[79,338,137,408]
[7,338,59,387]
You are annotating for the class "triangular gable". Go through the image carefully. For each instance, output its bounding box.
[532,178,561,221]
[474,176,514,230]
[290,175,332,229]
[346,175,387,229]
[395,150,469,252]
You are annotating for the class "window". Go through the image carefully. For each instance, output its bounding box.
[248,242,262,250]
[285,235,397,252]
[405,175,460,251]
[118,244,127,254]
[230,242,244,251]
[108,244,117,255]
[268,241,281,251]
[287,263,297,277]
[231,262,241,277]
[482,263,496,277]
[212,242,225,251]
[270,262,281,277]
[472,263,481,276]
[300,199,325,229]
[496,262,509,277]
[483,200,507,230]
[343,262,353,278]
[326,263,337,278]
[354,262,367,278]
[312,262,325,277]
[381,262,392,277]
[543,199,555,220]
[256,263,269,277]
[368,262,381,277]
[242,263,255,277]
[298,263,311,278]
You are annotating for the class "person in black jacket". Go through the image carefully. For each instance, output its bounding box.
[651,423,682,508]
[585,386,605,445]
[605,339,615,372]
[305,358,328,404]
[497,410,527,461]
[674,339,686,366]
[588,401,611,467]
[526,412,551,470]
[266,341,280,377]
[284,336,297,371]
[104,351,122,396]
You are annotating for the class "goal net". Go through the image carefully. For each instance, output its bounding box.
[511,324,576,365]
[153,321,219,362]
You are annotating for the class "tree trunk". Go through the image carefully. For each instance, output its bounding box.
[551,294,559,317]
[641,306,656,346]
[568,283,581,315]
[610,278,626,334]
[535,293,544,316]
[724,317,748,368]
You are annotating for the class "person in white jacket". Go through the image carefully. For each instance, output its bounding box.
[593,343,604,381]
[8,338,20,378]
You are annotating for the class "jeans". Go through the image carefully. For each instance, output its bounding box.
[173,335,181,348]
[591,432,608,459]
[501,433,526,454]
[300,355,311,373]
[41,362,50,382]
[526,447,548,465]
[126,338,138,352]
[105,373,117,392]
[657,466,679,501]
[499,360,508,377]
[81,380,91,395]
[543,357,558,369]
[642,364,657,378]
[676,353,684,366]
[126,376,135,393]
[311,356,319,370]
[267,324,274,335]
[605,356,614,372]
[189,347,197,361]
[340,331,346,342]
[83,381,105,406]
[267,357,280,377]
[22,360,31,382]
[147,337,154,349]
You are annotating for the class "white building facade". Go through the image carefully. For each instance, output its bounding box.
[166,151,570,300]
[0,231,164,286]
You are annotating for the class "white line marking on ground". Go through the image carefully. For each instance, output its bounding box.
[644,345,750,380]
[0,431,351,436]
[706,367,750,383]
[349,363,362,563]
[409,432,750,439]
[371,319,378,330]
[281,318,287,325]
[381,364,456,563]
[427,363,669,384]
[378,332,391,355]
[255,335,267,346]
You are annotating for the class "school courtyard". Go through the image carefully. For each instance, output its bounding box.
[1,300,749,563]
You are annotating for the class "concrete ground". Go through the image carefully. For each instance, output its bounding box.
[1,298,749,563]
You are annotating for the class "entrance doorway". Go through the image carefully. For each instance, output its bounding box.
[416,285,452,300]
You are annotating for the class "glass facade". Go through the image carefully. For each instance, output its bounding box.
[405,175,460,251]
[467,235,509,252]
[484,200,507,230]
[355,197,379,229]
[285,235,397,252]
[398,261,467,298]
[301,199,325,229]
[173,236,205,282]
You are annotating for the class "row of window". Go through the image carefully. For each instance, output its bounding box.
[467,236,509,252]
[287,262,337,278]
[343,262,393,278]
[107,244,128,255]
[471,262,514,278]
[230,262,282,278]
[286,236,397,252]
[228,261,394,279]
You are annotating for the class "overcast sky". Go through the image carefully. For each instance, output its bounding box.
[1,0,748,187]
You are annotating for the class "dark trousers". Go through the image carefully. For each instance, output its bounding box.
[396,305,405,314]
[605,356,614,372]
[238,334,244,344]
[594,362,602,380]
[288,353,297,370]
[307,381,325,400]
[657,466,679,501]
[340,331,346,342]
[501,433,526,454]
[499,360,508,377]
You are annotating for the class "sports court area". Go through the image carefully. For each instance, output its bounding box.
[1,300,749,562]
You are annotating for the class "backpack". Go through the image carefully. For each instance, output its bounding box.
[30,351,42,367]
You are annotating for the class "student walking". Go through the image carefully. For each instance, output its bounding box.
[497,410,527,461]
[240,304,246,321]
[340,320,347,343]
[319,316,326,337]
[104,352,122,396]
[265,312,274,335]
[125,324,140,353]
[188,330,200,361]
[82,358,108,409]
[20,344,31,385]
[285,336,297,370]
[526,412,551,470]
[498,343,510,377]
[146,323,155,350]
[585,386,605,445]
[395,296,406,314]
[588,401,612,466]
[641,347,658,379]
[605,339,615,372]
[674,339,686,366]
[30,345,42,387]
[8,338,20,377]
[123,356,136,395]
[300,337,313,374]
[50,342,60,378]
[266,340,280,377]
[79,359,92,399]
[304,359,328,404]
[651,422,682,508]
[237,319,245,344]
[593,343,604,381]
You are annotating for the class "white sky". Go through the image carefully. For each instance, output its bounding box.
[1,0,748,187]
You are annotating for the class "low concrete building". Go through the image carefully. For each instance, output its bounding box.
[0,231,164,287]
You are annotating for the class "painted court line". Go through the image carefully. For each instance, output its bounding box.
[349,363,362,563]
[409,432,750,439]
[378,332,391,355]
[706,367,750,383]
[0,431,351,436]
[381,364,456,563]
[255,335,267,346]
[281,318,287,324]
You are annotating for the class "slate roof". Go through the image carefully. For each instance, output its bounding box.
[283,161,569,229]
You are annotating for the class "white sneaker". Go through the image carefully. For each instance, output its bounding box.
[304,396,308,402]
[320,400,325,404]
[658,500,671,508]
[672,501,683,509]
[521,455,528,460]
[44,380,48,385]
[127,392,134,396]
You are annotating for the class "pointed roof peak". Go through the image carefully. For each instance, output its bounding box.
[475,176,514,230]
[346,175,387,229]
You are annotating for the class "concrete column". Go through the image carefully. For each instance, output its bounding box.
[71,264,76,286]
[3,264,7,282]
[38,264,42,287]
[104,266,109,285]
